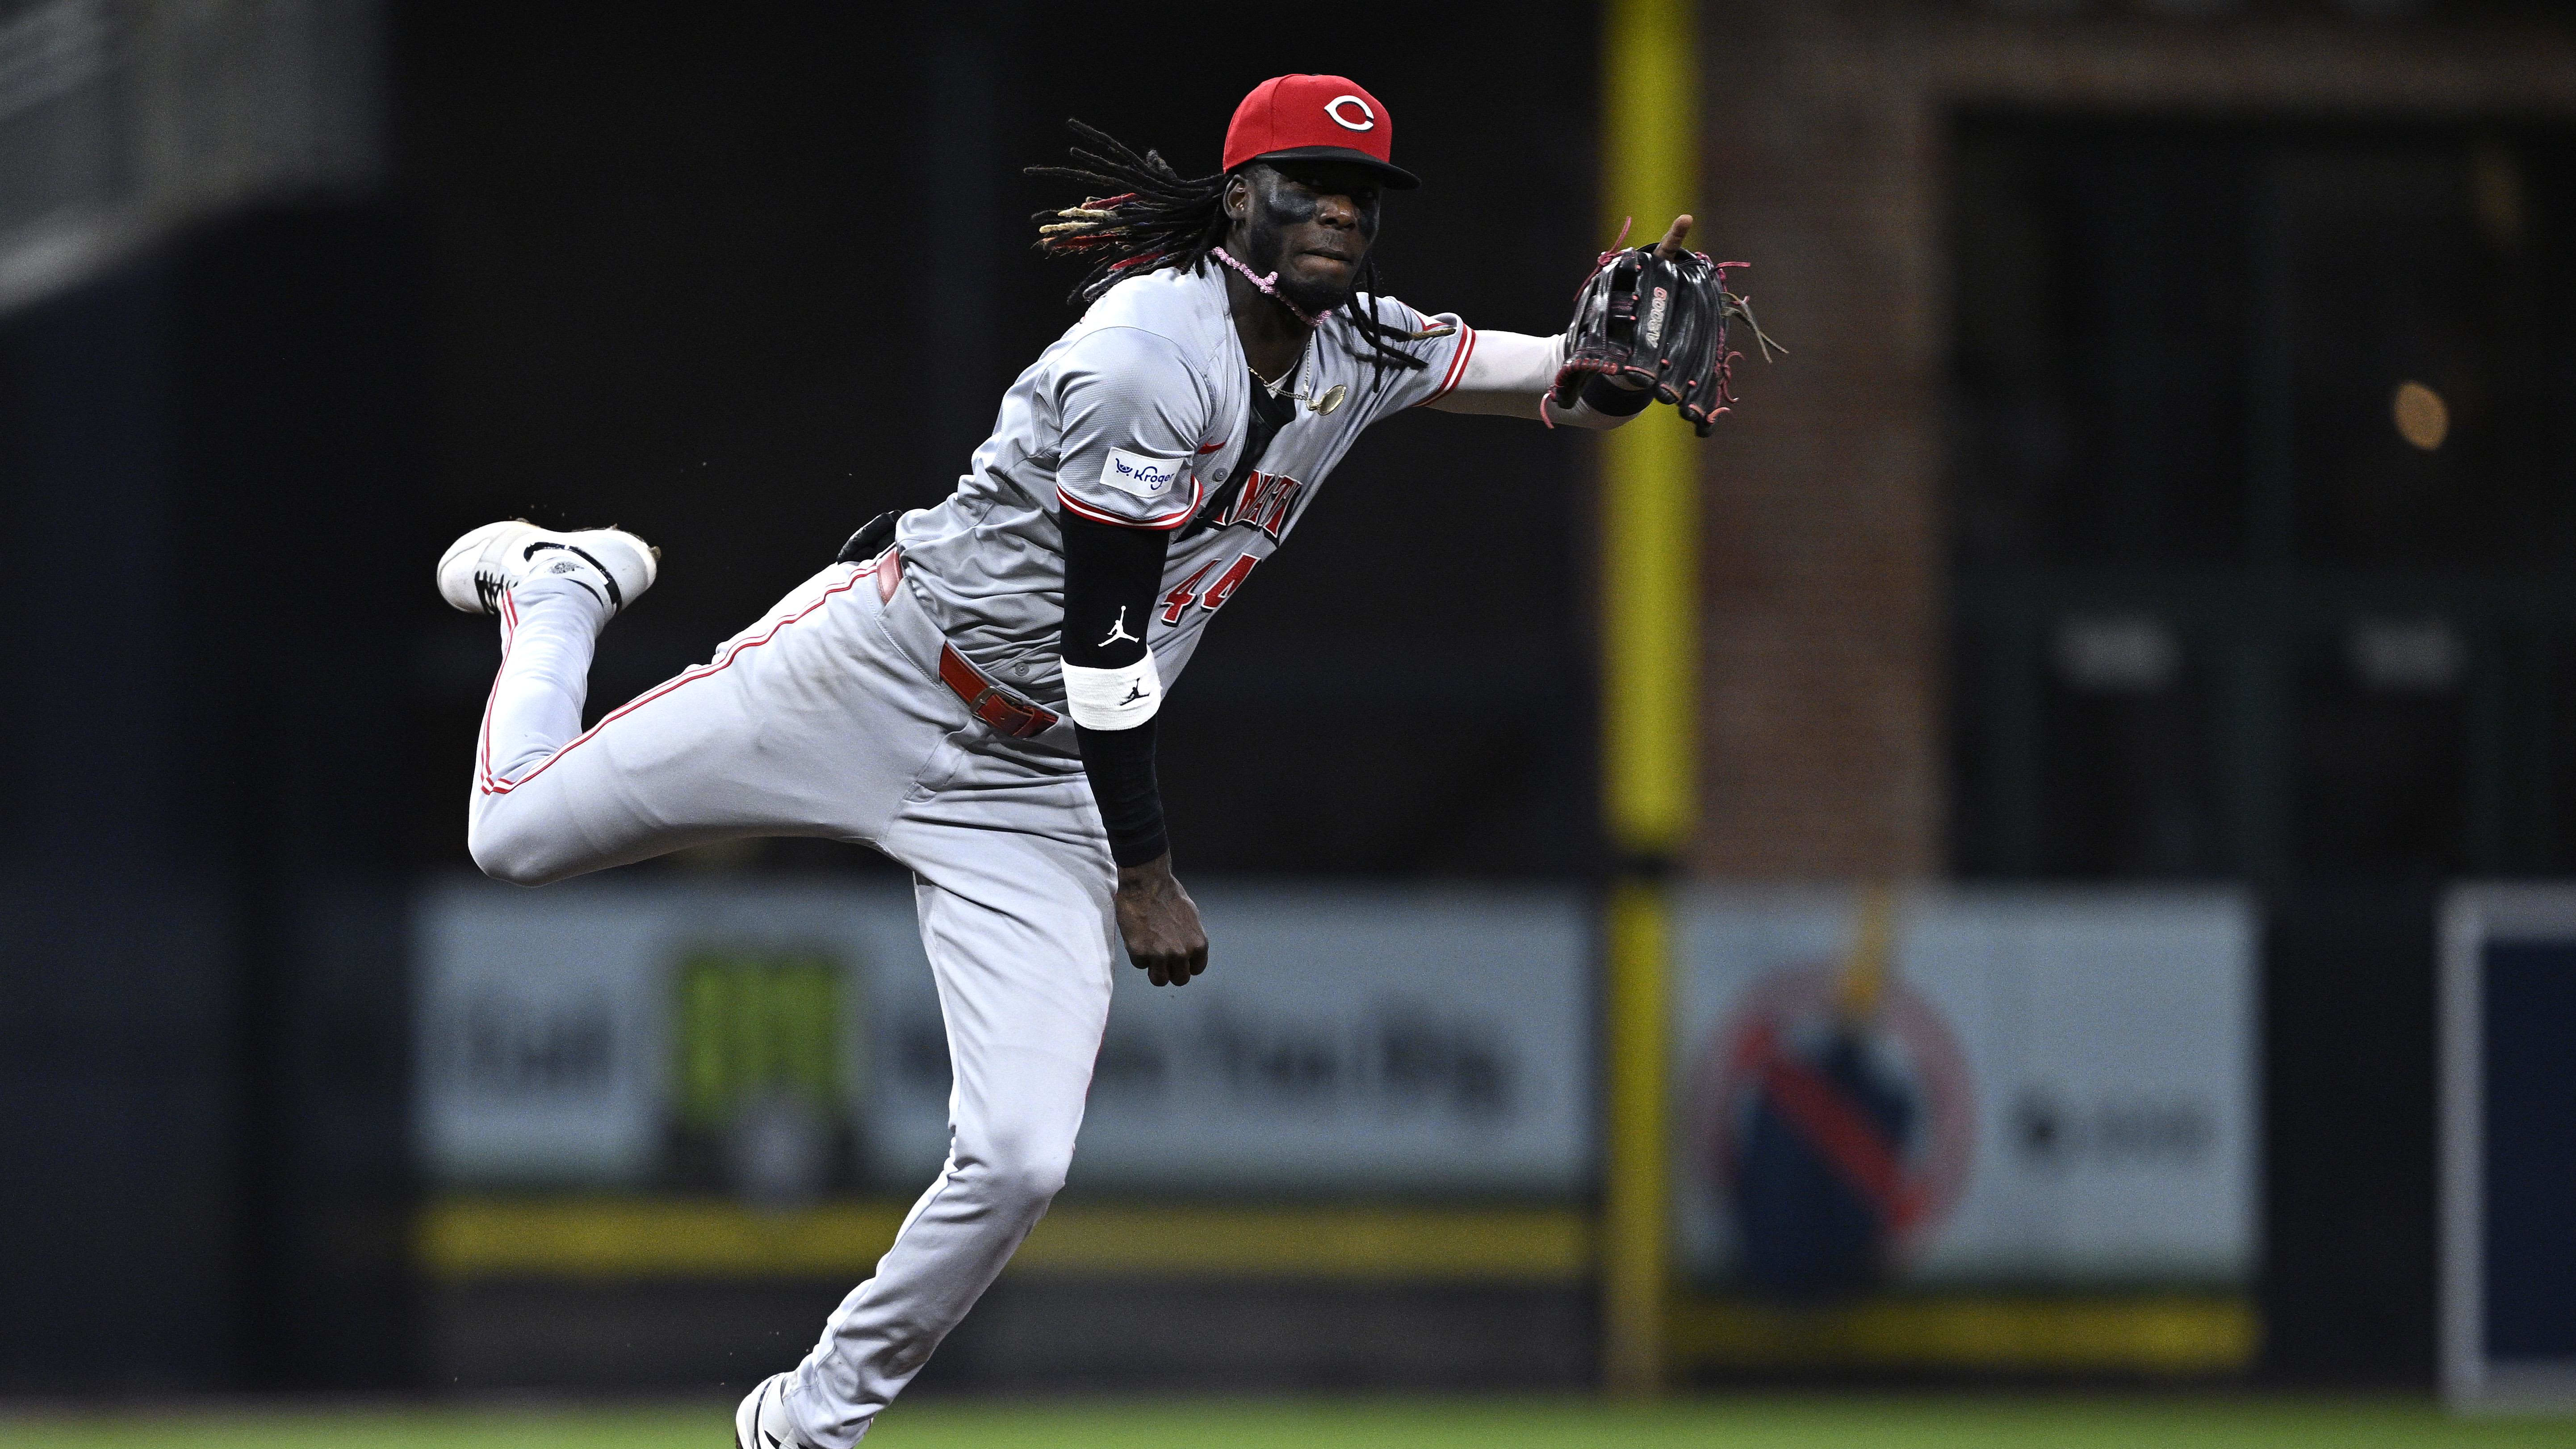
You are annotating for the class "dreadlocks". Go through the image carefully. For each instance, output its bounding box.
[1026,120,1430,377]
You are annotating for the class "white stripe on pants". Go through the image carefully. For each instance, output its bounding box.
[468,562,1115,1446]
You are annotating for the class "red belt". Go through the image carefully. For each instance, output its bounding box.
[938,643,1060,738]
[876,546,1057,738]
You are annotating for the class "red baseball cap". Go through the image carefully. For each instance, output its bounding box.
[1222,75,1418,189]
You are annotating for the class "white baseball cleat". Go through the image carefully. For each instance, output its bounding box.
[436,519,659,617]
[734,1371,813,1449]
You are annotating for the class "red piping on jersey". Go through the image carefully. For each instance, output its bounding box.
[476,561,878,797]
[1056,470,1202,532]
[1419,325,1477,405]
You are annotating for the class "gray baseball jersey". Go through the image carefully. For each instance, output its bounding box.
[895,261,1477,709]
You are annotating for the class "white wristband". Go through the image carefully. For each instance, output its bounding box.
[1061,651,1164,730]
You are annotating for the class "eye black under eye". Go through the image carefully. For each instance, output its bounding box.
[1278,172,1376,206]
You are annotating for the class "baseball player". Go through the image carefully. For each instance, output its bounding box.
[438,75,1742,1447]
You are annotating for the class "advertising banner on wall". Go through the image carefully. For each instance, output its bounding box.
[415,879,911,1197]
[1675,887,2258,1289]
[415,877,1592,1199]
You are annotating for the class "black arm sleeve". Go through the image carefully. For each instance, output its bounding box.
[1061,511,1173,866]
[1077,716,1166,866]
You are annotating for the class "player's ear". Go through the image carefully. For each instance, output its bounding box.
[1222,172,1251,226]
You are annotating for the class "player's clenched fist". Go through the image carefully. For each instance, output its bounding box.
[1115,854,1208,986]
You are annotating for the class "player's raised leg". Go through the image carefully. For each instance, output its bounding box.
[438,520,935,886]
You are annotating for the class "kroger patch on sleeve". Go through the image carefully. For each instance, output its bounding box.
[1101,447,1185,500]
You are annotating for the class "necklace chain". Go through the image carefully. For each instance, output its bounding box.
[1253,343,1307,399]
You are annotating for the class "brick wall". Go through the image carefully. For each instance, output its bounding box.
[1685,0,2576,880]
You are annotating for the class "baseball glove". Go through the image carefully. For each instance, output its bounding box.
[1550,241,1779,436]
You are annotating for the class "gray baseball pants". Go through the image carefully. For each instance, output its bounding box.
[468,559,1116,1446]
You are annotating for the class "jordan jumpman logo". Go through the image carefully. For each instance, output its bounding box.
[1099,606,1141,647]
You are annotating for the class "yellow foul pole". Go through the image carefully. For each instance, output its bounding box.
[1598,0,1699,1398]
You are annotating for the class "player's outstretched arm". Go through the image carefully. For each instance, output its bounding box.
[1424,332,1655,428]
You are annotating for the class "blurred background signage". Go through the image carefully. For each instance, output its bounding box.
[416,879,1594,1199]
[422,874,2257,1282]
[1677,889,2258,1289]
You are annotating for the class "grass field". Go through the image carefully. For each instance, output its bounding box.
[5,1396,2573,1449]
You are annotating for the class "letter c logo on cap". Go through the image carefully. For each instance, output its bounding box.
[1325,95,1374,132]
